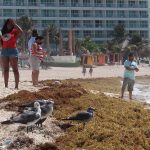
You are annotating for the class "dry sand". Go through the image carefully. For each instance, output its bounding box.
[0,65,149,149]
[0,65,149,99]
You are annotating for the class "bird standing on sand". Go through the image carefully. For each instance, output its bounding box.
[62,107,95,128]
[35,100,54,127]
[1,102,41,133]
[21,99,54,127]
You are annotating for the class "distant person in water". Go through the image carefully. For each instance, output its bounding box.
[121,52,139,100]
[82,65,86,76]
[89,66,93,77]
[0,18,23,89]
[30,36,47,86]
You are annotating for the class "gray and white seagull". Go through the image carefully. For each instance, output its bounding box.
[1,102,41,133]
[21,99,54,127]
[35,100,54,127]
[62,107,95,127]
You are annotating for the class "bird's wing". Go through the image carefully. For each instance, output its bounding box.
[68,112,91,121]
[12,112,40,124]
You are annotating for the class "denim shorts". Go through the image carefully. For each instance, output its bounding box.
[1,48,18,57]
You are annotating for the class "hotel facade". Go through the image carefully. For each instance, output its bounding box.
[0,0,149,43]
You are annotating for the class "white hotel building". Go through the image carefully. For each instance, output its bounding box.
[0,0,149,43]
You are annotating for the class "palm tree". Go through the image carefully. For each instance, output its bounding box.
[46,24,59,55]
[17,16,32,52]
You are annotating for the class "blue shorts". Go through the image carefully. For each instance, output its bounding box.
[1,48,18,57]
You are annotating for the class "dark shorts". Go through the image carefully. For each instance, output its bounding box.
[122,78,135,92]
[1,48,18,57]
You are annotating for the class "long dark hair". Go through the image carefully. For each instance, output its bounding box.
[1,19,14,35]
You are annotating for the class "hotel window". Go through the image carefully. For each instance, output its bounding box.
[75,30,82,38]
[139,11,148,18]
[60,20,69,28]
[41,10,56,17]
[95,10,103,17]
[129,21,139,28]
[94,0,103,7]
[117,11,126,18]
[140,31,148,38]
[83,0,91,7]
[118,20,126,27]
[106,10,115,17]
[3,9,13,17]
[71,0,80,7]
[83,20,93,28]
[41,0,55,6]
[117,0,125,8]
[83,30,93,38]
[129,11,138,18]
[28,0,37,6]
[95,31,104,38]
[42,20,56,27]
[83,10,93,17]
[59,0,68,7]
[16,9,25,17]
[29,9,38,17]
[59,10,70,17]
[128,1,136,8]
[106,31,113,38]
[3,0,12,6]
[32,20,39,28]
[71,10,80,17]
[139,1,147,8]
[106,20,115,28]
[72,20,80,28]
[16,0,25,6]
[140,21,148,28]
[106,0,114,7]
[95,20,103,28]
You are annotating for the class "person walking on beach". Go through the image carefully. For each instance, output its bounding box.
[30,36,47,86]
[121,52,139,100]
[82,65,86,76]
[0,19,23,89]
[89,66,93,77]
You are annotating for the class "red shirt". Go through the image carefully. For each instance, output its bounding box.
[2,29,17,48]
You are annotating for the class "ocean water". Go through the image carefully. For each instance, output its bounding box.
[133,83,150,103]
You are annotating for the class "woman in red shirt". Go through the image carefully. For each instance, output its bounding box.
[0,19,23,89]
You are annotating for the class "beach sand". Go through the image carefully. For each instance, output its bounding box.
[0,65,149,99]
[0,65,150,149]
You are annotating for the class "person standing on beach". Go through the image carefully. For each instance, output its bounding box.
[82,65,86,76]
[121,52,139,100]
[30,36,47,86]
[89,66,93,77]
[28,29,38,56]
[0,19,23,89]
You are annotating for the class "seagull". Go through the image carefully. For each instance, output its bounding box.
[20,99,53,108]
[35,100,54,127]
[62,107,95,128]
[20,99,54,127]
[1,102,41,133]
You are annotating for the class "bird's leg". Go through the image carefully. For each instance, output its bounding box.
[83,122,86,129]
[27,126,29,133]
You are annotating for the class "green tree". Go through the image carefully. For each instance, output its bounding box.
[17,16,32,52]
[113,24,125,43]
[130,34,142,45]
[81,37,98,53]
[45,24,59,54]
